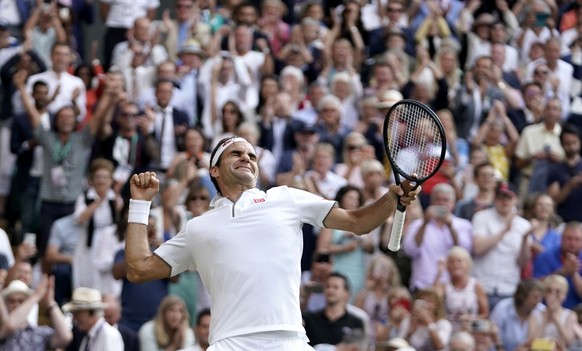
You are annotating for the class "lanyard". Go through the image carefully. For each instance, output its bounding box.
[52,139,72,164]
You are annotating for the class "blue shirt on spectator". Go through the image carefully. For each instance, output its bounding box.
[534,246,582,309]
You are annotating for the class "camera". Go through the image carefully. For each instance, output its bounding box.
[470,319,490,333]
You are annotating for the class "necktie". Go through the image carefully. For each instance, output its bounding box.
[83,335,91,351]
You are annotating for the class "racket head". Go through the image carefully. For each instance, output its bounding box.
[382,99,447,183]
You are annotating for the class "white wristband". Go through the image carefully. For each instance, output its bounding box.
[128,199,151,225]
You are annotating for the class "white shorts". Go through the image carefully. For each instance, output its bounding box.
[208,331,315,351]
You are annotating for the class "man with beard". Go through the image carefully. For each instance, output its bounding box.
[547,123,582,222]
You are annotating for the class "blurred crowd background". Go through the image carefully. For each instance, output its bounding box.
[2,0,582,350]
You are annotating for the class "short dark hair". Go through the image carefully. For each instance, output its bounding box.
[32,80,48,91]
[51,41,70,55]
[328,272,351,292]
[473,161,494,179]
[196,308,211,326]
[560,122,581,143]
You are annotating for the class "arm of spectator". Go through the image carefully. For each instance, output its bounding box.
[547,176,582,205]
[0,287,9,339]
[501,107,520,158]
[4,275,49,335]
[146,6,157,21]
[23,0,41,35]
[44,276,72,348]
[210,58,220,128]
[14,70,41,129]
[413,14,433,44]
[256,38,274,76]
[472,214,514,256]
[49,3,67,42]
[475,281,489,317]
[518,226,532,269]
[497,0,519,35]
[99,1,110,22]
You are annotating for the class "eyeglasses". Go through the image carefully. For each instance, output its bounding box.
[320,108,337,113]
[175,3,192,8]
[189,195,209,201]
[386,7,402,12]
[347,145,364,151]
[534,69,549,76]
[120,112,140,118]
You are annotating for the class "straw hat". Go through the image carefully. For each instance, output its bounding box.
[377,89,403,109]
[62,287,108,312]
[1,280,33,299]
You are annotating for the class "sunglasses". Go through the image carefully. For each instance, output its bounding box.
[175,3,192,8]
[347,145,364,151]
[386,7,402,12]
[120,112,140,118]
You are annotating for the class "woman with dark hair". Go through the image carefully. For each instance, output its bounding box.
[316,185,374,299]
[211,101,245,148]
[255,74,280,117]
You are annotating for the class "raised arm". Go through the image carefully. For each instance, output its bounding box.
[125,172,171,283]
[13,70,41,129]
[324,182,419,235]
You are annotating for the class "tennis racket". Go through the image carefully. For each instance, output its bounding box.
[383,99,447,251]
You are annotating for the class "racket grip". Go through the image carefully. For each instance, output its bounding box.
[388,210,406,252]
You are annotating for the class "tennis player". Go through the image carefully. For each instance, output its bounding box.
[125,137,419,350]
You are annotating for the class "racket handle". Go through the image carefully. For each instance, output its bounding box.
[388,209,406,252]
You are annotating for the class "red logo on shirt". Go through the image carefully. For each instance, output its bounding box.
[253,198,266,203]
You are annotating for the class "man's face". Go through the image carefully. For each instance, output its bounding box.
[118,104,139,131]
[155,82,174,108]
[236,6,257,25]
[494,194,516,215]
[562,133,581,158]
[544,41,560,63]
[475,165,497,191]
[195,315,211,346]
[32,84,50,109]
[14,263,32,285]
[430,191,454,212]
[133,18,150,42]
[51,45,71,73]
[4,293,28,313]
[324,276,349,306]
[211,142,259,189]
[72,310,97,332]
[175,0,194,22]
[543,99,562,124]
[55,108,77,134]
[562,227,582,256]
[234,27,252,53]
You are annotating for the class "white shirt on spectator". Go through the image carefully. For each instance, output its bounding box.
[101,0,159,28]
[80,317,124,351]
[513,27,559,67]
[26,70,87,120]
[525,58,574,119]
[472,208,531,296]
[236,51,265,111]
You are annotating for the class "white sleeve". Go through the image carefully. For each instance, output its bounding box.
[286,187,337,227]
[153,225,195,276]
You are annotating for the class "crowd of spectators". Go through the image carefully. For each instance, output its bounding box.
[2,0,582,349]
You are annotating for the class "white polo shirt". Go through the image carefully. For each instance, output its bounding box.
[155,186,336,345]
[101,0,159,28]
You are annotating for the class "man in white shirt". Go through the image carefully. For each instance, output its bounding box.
[25,42,86,121]
[100,0,159,69]
[471,182,532,309]
[123,136,420,350]
[63,287,124,351]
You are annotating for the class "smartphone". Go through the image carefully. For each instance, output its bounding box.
[23,233,36,246]
[531,338,556,351]
[534,12,549,27]
[470,319,490,333]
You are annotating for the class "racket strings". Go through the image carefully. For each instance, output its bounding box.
[386,104,443,180]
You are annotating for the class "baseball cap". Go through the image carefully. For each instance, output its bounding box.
[495,182,516,198]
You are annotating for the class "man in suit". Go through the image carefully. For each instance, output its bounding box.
[258,91,299,162]
[148,78,190,174]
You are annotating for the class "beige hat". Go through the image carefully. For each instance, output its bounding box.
[1,280,33,299]
[377,89,403,109]
[62,287,108,312]
[178,39,205,57]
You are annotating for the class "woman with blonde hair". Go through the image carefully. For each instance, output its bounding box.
[138,295,195,351]
[434,246,489,331]
[354,255,402,325]
[527,274,577,347]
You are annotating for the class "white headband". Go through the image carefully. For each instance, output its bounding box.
[210,137,253,167]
